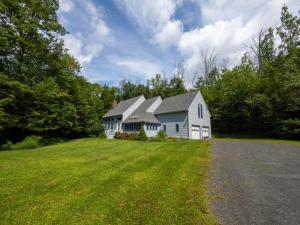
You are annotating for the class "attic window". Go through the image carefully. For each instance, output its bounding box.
[129,115,139,119]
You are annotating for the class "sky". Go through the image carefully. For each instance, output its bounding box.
[58,0,299,86]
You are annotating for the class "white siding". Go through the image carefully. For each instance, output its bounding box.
[188,92,211,139]
[144,124,159,137]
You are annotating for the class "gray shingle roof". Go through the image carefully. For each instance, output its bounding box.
[103,95,143,117]
[154,91,198,115]
[123,97,160,124]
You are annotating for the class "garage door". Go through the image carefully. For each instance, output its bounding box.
[191,126,200,139]
[202,127,209,139]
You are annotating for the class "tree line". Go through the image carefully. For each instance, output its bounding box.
[0,0,188,144]
[0,1,299,145]
[196,5,300,139]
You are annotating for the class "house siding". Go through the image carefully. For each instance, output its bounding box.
[144,124,159,137]
[103,116,123,132]
[156,112,189,138]
[188,92,211,139]
[103,96,145,135]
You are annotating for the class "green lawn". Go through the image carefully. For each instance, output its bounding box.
[0,139,215,225]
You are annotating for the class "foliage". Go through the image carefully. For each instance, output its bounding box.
[114,132,139,140]
[11,136,42,150]
[138,127,148,141]
[156,130,168,140]
[197,5,300,139]
[0,141,13,151]
[0,1,105,143]
[117,74,187,101]
[0,2,298,142]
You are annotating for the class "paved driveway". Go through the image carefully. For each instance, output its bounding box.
[209,140,300,225]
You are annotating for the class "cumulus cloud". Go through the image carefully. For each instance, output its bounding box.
[178,0,298,77]
[116,0,181,32]
[58,0,112,65]
[117,0,298,84]
[116,0,183,48]
[109,56,163,79]
[153,20,183,49]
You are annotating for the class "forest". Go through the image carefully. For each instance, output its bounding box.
[0,1,299,147]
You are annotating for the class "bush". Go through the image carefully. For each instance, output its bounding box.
[138,127,148,141]
[156,130,167,140]
[0,141,13,151]
[148,130,168,142]
[12,136,42,150]
[114,132,139,140]
[39,137,65,146]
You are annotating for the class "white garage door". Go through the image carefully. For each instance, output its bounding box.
[202,127,209,139]
[191,126,200,139]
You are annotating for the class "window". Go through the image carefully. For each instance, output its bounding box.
[176,124,179,132]
[147,124,149,130]
[198,104,203,119]
[163,125,166,131]
[200,104,203,119]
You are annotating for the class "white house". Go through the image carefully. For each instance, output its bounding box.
[102,91,211,139]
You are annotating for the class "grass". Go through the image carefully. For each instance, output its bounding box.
[0,138,216,225]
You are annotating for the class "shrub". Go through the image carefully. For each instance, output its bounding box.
[40,137,65,146]
[12,136,42,150]
[148,137,162,142]
[156,130,167,140]
[99,132,107,139]
[0,141,13,151]
[114,132,139,140]
[138,127,148,141]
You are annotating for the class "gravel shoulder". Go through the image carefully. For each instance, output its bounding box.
[209,140,300,225]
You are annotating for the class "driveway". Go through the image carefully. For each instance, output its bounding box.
[209,140,300,225]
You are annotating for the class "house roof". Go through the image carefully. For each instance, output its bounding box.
[154,91,198,115]
[123,97,161,124]
[103,95,143,118]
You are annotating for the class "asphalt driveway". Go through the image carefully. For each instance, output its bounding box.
[209,140,300,225]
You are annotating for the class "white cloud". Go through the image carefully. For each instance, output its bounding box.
[117,0,299,85]
[153,20,183,49]
[59,0,74,12]
[58,0,112,65]
[116,0,181,32]
[178,0,299,77]
[116,0,183,48]
[109,56,163,79]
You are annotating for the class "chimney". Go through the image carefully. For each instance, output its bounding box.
[112,99,117,109]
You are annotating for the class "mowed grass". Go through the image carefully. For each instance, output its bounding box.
[0,139,216,225]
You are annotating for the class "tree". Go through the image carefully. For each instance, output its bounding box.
[200,5,300,139]
[200,48,217,85]
[0,0,69,85]
[276,5,300,54]
[138,127,147,141]
[0,1,106,142]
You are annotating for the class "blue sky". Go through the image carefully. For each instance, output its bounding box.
[58,0,298,87]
